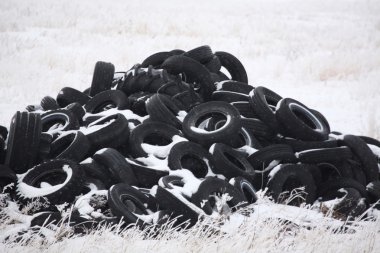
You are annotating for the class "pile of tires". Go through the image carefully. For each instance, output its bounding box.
[0,45,379,233]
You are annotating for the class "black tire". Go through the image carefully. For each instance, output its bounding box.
[5,112,41,174]
[321,188,364,218]
[49,131,90,162]
[215,80,253,94]
[40,96,60,111]
[204,55,221,73]
[211,91,249,103]
[128,92,154,116]
[168,141,214,178]
[160,175,185,189]
[210,143,255,181]
[359,136,380,148]
[0,125,8,140]
[84,113,130,153]
[161,55,215,100]
[184,45,214,63]
[84,90,129,114]
[241,118,276,140]
[343,135,379,183]
[0,165,17,193]
[65,102,86,122]
[41,109,80,134]
[366,180,380,201]
[182,101,241,147]
[155,186,199,227]
[128,121,183,158]
[275,137,338,152]
[107,183,151,225]
[191,177,246,215]
[266,164,317,204]
[17,159,84,205]
[89,61,115,96]
[229,126,263,149]
[276,98,330,141]
[80,159,114,188]
[247,144,296,170]
[93,148,138,186]
[231,102,258,118]
[231,177,258,204]
[215,51,248,83]
[126,158,169,188]
[249,86,282,131]
[318,178,368,198]
[146,94,182,129]
[56,87,90,107]
[171,88,203,111]
[141,51,174,68]
[298,147,353,164]
[348,159,368,186]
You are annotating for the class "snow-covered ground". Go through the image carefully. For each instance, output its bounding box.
[1,0,380,252]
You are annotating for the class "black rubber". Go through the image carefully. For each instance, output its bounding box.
[160,175,185,189]
[231,101,258,118]
[49,131,90,162]
[65,102,86,122]
[80,159,114,188]
[321,188,364,218]
[318,177,368,198]
[30,212,62,227]
[126,158,169,188]
[84,113,130,153]
[266,164,317,204]
[249,86,282,131]
[343,135,379,183]
[41,109,80,134]
[168,141,214,178]
[191,177,246,215]
[93,148,138,186]
[17,159,84,205]
[56,87,90,107]
[232,177,258,204]
[183,45,214,64]
[5,112,42,174]
[141,51,174,68]
[161,55,215,100]
[128,92,154,116]
[275,137,338,152]
[145,94,182,129]
[276,98,330,141]
[108,183,150,225]
[215,80,253,94]
[40,96,60,111]
[215,51,248,83]
[84,90,129,114]
[210,143,255,181]
[298,147,353,164]
[0,165,17,193]
[128,121,182,158]
[360,136,380,148]
[247,144,296,170]
[211,91,250,103]
[89,61,115,96]
[241,118,276,140]
[182,101,241,147]
[204,55,221,73]
[155,186,199,227]
[366,180,380,202]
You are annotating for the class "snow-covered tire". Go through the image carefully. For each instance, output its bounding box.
[5,112,42,174]
[89,61,115,97]
[266,164,317,204]
[215,80,253,94]
[84,90,129,113]
[128,121,182,158]
[107,183,150,225]
[210,143,255,181]
[17,159,84,205]
[191,177,246,215]
[41,109,80,134]
[168,141,214,178]
[182,101,241,147]
[56,87,90,107]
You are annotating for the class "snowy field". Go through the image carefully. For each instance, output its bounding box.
[0,0,380,252]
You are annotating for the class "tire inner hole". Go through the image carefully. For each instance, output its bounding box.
[224,152,246,171]
[42,118,66,132]
[50,134,75,158]
[180,154,208,178]
[31,169,67,188]
[121,195,145,215]
[197,113,227,131]
[291,107,318,130]
[264,95,279,112]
